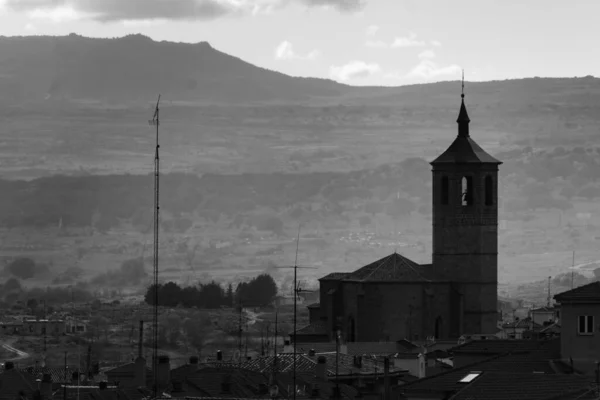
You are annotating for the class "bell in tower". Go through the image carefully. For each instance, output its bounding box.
[430,74,503,337]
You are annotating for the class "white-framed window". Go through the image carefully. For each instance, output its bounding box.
[578,315,594,335]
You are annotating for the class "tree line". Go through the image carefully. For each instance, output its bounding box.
[144,273,278,309]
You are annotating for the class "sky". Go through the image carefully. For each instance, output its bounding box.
[0,0,597,87]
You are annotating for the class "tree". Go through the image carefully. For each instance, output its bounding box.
[5,258,36,280]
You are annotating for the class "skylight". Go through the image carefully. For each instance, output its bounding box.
[459,372,482,383]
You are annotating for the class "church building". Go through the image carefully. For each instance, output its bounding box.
[295,88,502,343]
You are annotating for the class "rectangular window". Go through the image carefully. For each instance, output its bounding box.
[578,315,594,335]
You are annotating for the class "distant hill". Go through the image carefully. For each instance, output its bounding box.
[0,33,351,104]
[0,33,598,107]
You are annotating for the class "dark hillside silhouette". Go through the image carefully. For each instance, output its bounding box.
[0,33,347,104]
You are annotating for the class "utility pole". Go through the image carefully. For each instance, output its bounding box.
[238,298,243,368]
[63,351,68,400]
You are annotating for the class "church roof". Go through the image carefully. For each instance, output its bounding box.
[343,252,431,283]
[554,281,600,303]
[319,272,351,281]
[430,135,503,165]
[431,92,502,165]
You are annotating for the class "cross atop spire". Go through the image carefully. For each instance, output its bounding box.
[457,69,470,137]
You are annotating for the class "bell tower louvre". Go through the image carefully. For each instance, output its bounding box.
[430,77,503,336]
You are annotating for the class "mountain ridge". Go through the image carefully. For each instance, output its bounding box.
[0,33,597,107]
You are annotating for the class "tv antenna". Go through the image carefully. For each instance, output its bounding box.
[547,276,552,308]
[275,224,318,400]
[149,94,161,398]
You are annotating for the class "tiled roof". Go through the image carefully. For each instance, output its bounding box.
[0,368,37,400]
[296,343,337,354]
[449,338,560,356]
[21,366,83,383]
[319,272,351,281]
[448,372,596,400]
[502,318,543,330]
[431,135,502,165]
[531,306,558,313]
[346,342,401,356]
[401,350,565,396]
[279,371,358,400]
[397,339,419,352]
[241,354,318,375]
[544,387,600,400]
[306,352,406,376]
[184,369,268,399]
[292,323,328,336]
[342,252,431,282]
[540,322,561,333]
[554,281,600,302]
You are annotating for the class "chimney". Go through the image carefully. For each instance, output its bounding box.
[315,356,327,381]
[217,350,222,361]
[99,381,108,390]
[189,356,199,365]
[308,349,316,357]
[71,371,80,385]
[40,373,53,399]
[4,361,14,370]
[157,355,171,389]
[134,353,146,388]
[383,357,391,400]
[138,320,144,358]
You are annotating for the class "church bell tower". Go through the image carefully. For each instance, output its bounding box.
[430,78,502,337]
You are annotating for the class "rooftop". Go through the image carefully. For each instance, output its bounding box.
[400,350,579,398]
[554,281,600,303]
[449,338,560,356]
[448,371,596,400]
[342,252,431,283]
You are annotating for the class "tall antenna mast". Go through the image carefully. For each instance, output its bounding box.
[571,250,575,290]
[149,94,161,398]
[293,225,300,400]
[547,276,551,308]
[275,225,317,400]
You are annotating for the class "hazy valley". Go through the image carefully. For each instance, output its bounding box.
[1,34,600,310]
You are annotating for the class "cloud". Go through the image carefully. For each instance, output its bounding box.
[391,31,426,48]
[329,60,380,82]
[24,23,37,31]
[274,40,319,60]
[365,24,379,37]
[366,32,440,49]
[299,0,366,12]
[406,58,461,80]
[5,0,366,22]
[385,50,461,83]
[418,49,435,59]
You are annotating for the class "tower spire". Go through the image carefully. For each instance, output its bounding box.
[457,69,470,137]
